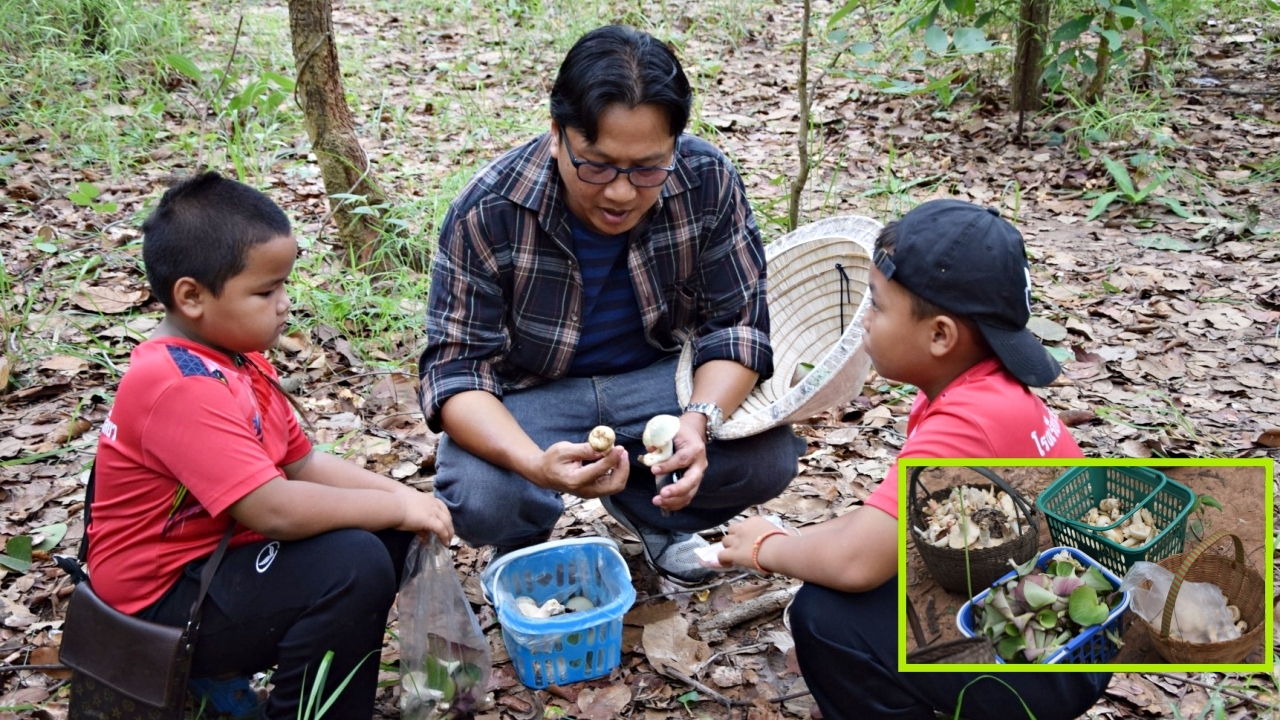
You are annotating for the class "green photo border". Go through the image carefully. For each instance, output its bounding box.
[896,458,1274,672]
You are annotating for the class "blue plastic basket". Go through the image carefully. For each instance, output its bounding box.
[481,538,636,688]
[957,546,1130,664]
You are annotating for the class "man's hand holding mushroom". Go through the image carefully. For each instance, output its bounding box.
[643,412,711,513]
[531,439,629,499]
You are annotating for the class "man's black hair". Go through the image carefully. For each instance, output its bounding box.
[142,171,291,308]
[550,25,692,143]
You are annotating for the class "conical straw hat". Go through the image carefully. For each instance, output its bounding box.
[677,215,880,439]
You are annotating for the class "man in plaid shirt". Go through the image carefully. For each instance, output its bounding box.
[420,25,804,585]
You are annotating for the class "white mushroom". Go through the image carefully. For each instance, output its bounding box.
[1236,620,1248,633]
[1228,605,1241,623]
[1139,507,1154,526]
[1099,498,1120,514]
[565,596,595,612]
[588,425,615,453]
[516,597,566,619]
[1103,528,1125,544]
[641,414,682,466]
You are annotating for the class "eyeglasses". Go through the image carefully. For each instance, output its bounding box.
[558,127,676,188]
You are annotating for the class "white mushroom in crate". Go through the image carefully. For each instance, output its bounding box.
[641,414,681,466]
[913,486,1022,550]
[1078,499,1162,548]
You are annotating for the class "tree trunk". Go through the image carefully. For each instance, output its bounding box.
[287,0,385,265]
[786,0,812,233]
[1011,0,1049,113]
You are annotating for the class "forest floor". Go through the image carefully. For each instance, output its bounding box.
[1,0,1278,718]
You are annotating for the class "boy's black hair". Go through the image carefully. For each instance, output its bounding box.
[550,25,692,143]
[874,222,950,320]
[142,171,291,308]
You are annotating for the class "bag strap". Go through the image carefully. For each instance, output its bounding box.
[185,523,237,638]
[78,461,97,563]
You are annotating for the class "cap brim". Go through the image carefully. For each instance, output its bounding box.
[977,322,1062,387]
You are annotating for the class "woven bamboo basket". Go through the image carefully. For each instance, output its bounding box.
[1138,530,1266,663]
[909,466,1041,596]
[676,215,879,440]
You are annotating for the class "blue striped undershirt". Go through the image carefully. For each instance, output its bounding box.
[566,213,669,377]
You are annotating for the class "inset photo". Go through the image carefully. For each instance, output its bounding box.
[898,460,1272,671]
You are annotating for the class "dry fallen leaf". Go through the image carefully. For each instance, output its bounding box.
[575,684,632,720]
[1256,429,1280,448]
[72,285,149,313]
[641,613,711,678]
[40,354,89,373]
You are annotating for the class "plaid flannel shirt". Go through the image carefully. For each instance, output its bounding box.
[419,132,772,432]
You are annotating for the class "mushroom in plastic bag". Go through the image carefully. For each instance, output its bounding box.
[1118,561,1241,644]
[399,535,492,719]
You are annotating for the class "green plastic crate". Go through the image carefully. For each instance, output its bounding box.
[1035,466,1195,577]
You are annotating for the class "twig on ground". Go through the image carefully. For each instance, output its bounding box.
[0,664,67,674]
[1147,672,1280,712]
[639,573,751,602]
[664,667,812,707]
[697,586,800,635]
[1172,87,1280,96]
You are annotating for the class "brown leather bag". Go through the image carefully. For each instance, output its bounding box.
[59,464,236,719]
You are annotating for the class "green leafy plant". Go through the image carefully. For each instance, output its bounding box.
[0,523,68,572]
[1042,0,1172,102]
[298,650,373,720]
[67,182,118,213]
[1085,156,1176,221]
[1186,494,1223,542]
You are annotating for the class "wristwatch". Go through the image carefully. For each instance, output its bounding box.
[682,402,724,442]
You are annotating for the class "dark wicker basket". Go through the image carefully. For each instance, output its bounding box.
[909,466,1041,595]
[1139,530,1266,664]
[905,597,996,664]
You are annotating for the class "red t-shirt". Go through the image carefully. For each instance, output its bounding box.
[88,338,311,614]
[864,358,1083,520]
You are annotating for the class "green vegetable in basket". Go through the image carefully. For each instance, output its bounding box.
[1068,586,1109,628]
[1080,565,1113,594]
[972,551,1120,663]
[1022,579,1058,610]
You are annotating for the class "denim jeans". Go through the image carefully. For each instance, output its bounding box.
[435,356,806,547]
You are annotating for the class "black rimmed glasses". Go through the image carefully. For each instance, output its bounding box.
[558,127,677,188]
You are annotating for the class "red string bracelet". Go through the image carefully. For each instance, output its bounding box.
[752,529,789,574]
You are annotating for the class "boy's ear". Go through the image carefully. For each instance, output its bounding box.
[169,277,208,321]
[548,120,561,160]
[927,315,962,358]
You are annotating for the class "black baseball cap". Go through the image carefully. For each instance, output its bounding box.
[873,199,1061,387]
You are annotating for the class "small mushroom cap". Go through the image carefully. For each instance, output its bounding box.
[588,425,615,452]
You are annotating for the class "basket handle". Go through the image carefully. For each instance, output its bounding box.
[909,466,1036,526]
[1158,529,1247,640]
[905,598,929,649]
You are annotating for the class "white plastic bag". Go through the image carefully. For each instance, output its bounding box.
[398,535,492,719]
[1119,561,1240,643]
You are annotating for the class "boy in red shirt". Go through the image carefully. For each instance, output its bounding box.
[719,200,1109,720]
[89,172,452,719]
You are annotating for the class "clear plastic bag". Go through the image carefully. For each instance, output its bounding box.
[398,535,491,720]
[1119,561,1240,644]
